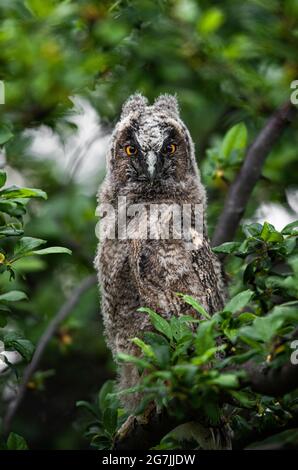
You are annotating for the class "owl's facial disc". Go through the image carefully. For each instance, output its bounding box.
[119,125,181,184]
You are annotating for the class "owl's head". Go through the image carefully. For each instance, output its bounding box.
[107,93,199,191]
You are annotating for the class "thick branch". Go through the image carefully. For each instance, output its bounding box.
[243,359,298,396]
[212,101,297,247]
[3,274,97,434]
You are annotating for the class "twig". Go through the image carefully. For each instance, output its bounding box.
[212,101,297,247]
[3,274,97,434]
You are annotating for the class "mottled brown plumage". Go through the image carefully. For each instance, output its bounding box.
[95,94,225,411]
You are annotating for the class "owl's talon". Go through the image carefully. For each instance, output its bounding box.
[116,414,138,440]
[116,402,156,445]
[136,402,156,425]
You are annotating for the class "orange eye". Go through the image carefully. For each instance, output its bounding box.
[163,143,177,155]
[125,144,138,156]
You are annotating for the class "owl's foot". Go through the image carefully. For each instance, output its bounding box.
[116,414,138,441]
[113,402,157,449]
[117,402,156,437]
[135,401,156,425]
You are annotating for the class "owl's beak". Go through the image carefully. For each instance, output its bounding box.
[146,151,157,182]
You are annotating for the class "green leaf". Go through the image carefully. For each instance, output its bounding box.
[202,400,221,426]
[0,226,24,237]
[198,7,225,35]
[210,373,239,388]
[25,0,59,18]
[0,290,28,301]
[131,337,156,359]
[240,316,282,343]
[237,312,257,324]
[284,238,296,254]
[221,122,247,162]
[240,302,298,343]
[14,237,47,257]
[91,436,112,450]
[224,290,254,313]
[176,293,211,319]
[76,400,99,419]
[267,232,283,243]
[260,221,271,241]
[0,170,7,188]
[179,315,202,324]
[138,307,173,340]
[281,220,298,235]
[271,301,298,318]
[0,125,13,145]
[142,332,171,367]
[31,246,72,256]
[98,380,115,411]
[103,408,118,435]
[12,240,71,260]
[4,334,34,362]
[0,186,47,200]
[7,433,28,450]
[170,316,192,341]
[195,320,215,356]
[143,332,170,347]
[212,241,241,254]
[243,223,263,237]
[0,200,23,217]
[229,390,256,408]
[117,352,152,369]
[260,222,284,243]
[192,346,221,365]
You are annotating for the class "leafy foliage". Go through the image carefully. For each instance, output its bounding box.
[1,432,28,450]
[0,169,70,446]
[76,380,125,450]
[80,221,298,450]
[0,169,71,338]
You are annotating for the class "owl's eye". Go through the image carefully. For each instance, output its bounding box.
[125,144,138,156]
[162,143,177,155]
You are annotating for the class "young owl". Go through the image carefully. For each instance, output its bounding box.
[95,93,225,411]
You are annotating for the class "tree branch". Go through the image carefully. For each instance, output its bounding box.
[212,101,297,247]
[243,359,298,396]
[3,274,97,434]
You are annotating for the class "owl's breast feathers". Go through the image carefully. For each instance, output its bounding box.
[130,237,225,316]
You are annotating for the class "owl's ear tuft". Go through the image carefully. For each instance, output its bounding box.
[120,93,148,120]
[154,94,180,117]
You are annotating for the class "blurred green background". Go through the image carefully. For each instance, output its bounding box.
[0,0,297,449]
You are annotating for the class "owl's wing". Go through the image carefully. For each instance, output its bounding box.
[191,238,226,313]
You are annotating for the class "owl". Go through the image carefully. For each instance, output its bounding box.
[95,93,225,411]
